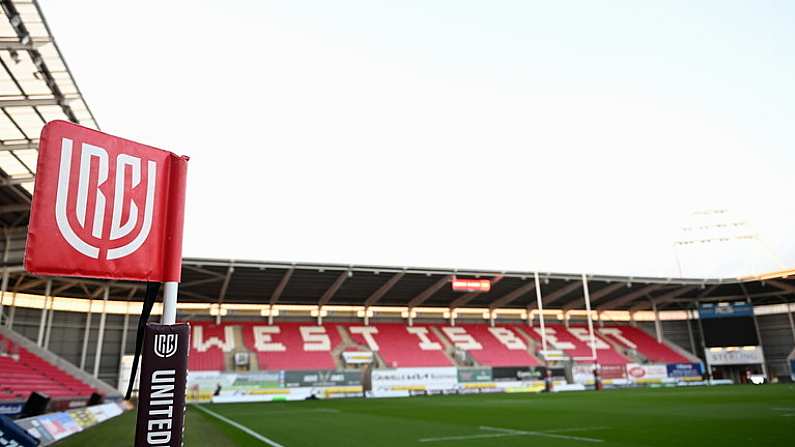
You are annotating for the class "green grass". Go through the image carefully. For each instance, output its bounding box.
[58,385,795,446]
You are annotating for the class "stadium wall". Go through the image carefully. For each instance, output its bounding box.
[4,307,795,387]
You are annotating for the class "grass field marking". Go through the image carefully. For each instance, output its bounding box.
[772,408,795,417]
[480,426,605,443]
[539,426,611,434]
[194,404,287,447]
[418,432,517,443]
[219,408,341,416]
[418,425,606,443]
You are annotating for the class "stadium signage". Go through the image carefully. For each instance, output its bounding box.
[625,363,668,381]
[282,370,362,388]
[371,367,459,391]
[704,347,764,365]
[0,403,23,417]
[25,120,188,282]
[452,278,491,293]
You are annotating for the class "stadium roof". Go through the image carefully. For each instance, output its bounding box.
[0,0,794,314]
[0,0,98,227]
[2,257,794,313]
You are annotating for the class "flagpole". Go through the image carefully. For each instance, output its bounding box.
[162,281,179,325]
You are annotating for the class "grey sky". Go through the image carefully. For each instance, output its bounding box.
[39,0,795,278]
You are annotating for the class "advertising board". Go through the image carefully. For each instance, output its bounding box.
[705,347,764,365]
[370,367,458,391]
[457,367,492,383]
[626,364,668,382]
[282,370,361,388]
[666,363,703,379]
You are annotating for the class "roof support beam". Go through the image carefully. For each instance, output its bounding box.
[489,281,534,310]
[52,280,81,295]
[528,281,581,309]
[630,286,698,310]
[598,284,664,310]
[178,289,214,302]
[181,276,224,288]
[0,141,38,152]
[270,268,293,305]
[408,275,452,308]
[215,266,234,323]
[767,280,795,295]
[0,37,50,50]
[183,265,227,279]
[0,176,34,186]
[696,284,720,299]
[0,98,64,107]
[563,282,625,310]
[318,271,349,306]
[364,272,404,307]
[13,278,46,293]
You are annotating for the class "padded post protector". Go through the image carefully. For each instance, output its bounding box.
[134,323,189,447]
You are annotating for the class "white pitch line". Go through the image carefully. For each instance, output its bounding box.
[419,432,518,443]
[542,426,611,434]
[221,408,340,416]
[419,425,607,443]
[481,426,605,443]
[194,404,287,447]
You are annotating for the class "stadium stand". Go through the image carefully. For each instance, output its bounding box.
[523,323,630,364]
[600,325,691,363]
[188,322,231,371]
[434,324,541,367]
[0,334,94,401]
[344,323,452,368]
[241,322,342,371]
[184,322,705,370]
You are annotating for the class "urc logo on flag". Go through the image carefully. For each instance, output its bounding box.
[55,136,156,260]
[25,120,188,283]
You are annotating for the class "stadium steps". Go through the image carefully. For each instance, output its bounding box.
[0,325,120,400]
[637,325,702,364]
[428,326,467,366]
[336,325,385,368]
[598,332,646,363]
[511,326,545,362]
[513,326,554,362]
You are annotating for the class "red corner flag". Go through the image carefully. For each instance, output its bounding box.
[24,120,191,447]
[24,120,188,282]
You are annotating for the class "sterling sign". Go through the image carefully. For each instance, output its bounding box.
[705,347,764,365]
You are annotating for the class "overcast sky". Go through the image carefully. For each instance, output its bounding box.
[39,0,795,278]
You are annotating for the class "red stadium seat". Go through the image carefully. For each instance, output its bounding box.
[0,335,95,402]
[188,322,230,371]
[182,321,696,372]
[344,323,452,368]
[433,324,541,367]
[600,325,690,363]
[522,324,630,364]
[240,322,342,371]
